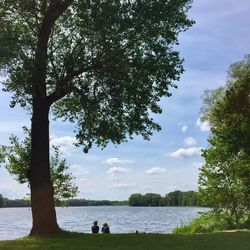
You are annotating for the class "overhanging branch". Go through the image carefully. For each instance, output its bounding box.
[47,62,102,106]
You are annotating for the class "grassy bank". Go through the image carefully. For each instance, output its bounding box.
[173,213,250,234]
[0,231,249,250]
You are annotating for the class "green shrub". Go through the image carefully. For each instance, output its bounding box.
[173,213,250,234]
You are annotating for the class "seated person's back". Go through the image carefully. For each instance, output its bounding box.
[101,223,110,233]
[91,221,99,233]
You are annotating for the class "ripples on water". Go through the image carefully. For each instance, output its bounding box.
[0,206,208,240]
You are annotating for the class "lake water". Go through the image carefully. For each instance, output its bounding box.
[0,206,208,240]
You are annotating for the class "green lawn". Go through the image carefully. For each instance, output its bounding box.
[0,231,249,250]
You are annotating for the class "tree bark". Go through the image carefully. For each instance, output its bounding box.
[29,97,59,236]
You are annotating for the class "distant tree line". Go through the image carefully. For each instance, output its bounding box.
[0,194,128,207]
[128,191,201,207]
[0,191,200,208]
[0,194,30,208]
[65,199,128,206]
[0,194,3,207]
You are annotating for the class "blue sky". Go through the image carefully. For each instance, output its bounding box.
[1,0,250,200]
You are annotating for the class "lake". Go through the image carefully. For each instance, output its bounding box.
[0,206,208,240]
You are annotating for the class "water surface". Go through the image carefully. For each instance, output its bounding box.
[0,206,208,240]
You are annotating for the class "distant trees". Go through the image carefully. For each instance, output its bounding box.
[128,191,200,207]
[66,199,128,206]
[182,191,199,206]
[3,198,30,207]
[199,55,250,224]
[165,190,199,206]
[1,191,199,207]
[128,194,142,206]
[151,193,163,206]
[0,194,4,207]
[141,193,162,206]
[165,191,182,206]
[0,194,30,207]
[66,199,111,206]
[0,195,128,207]
[128,193,163,206]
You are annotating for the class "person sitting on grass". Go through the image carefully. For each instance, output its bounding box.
[91,220,99,233]
[101,222,110,234]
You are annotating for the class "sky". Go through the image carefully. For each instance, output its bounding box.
[1,0,250,200]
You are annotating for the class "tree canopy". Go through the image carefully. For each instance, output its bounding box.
[1,0,194,151]
[199,55,250,223]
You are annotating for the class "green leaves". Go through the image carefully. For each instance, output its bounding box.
[0,128,78,203]
[199,55,250,223]
[50,146,78,204]
[1,0,193,152]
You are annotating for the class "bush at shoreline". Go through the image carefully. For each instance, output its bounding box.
[173,212,250,234]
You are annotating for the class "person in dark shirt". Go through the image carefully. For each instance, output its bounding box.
[91,220,99,233]
[101,222,110,234]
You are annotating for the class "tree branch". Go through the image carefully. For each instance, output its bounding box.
[47,64,97,106]
[33,0,73,96]
[47,83,71,106]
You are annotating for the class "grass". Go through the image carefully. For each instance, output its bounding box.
[173,213,250,234]
[0,231,249,250]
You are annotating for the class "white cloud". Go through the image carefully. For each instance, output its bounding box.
[50,136,76,154]
[146,167,166,175]
[106,167,131,175]
[181,125,188,133]
[166,147,202,158]
[184,137,197,146]
[196,118,210,132]
[103,157,134,165]
[112,183,136,189]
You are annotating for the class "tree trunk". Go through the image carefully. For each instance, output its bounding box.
[29,97,59,236]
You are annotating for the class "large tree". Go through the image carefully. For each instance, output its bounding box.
[0,0,193,235]
[199,55,250,224]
